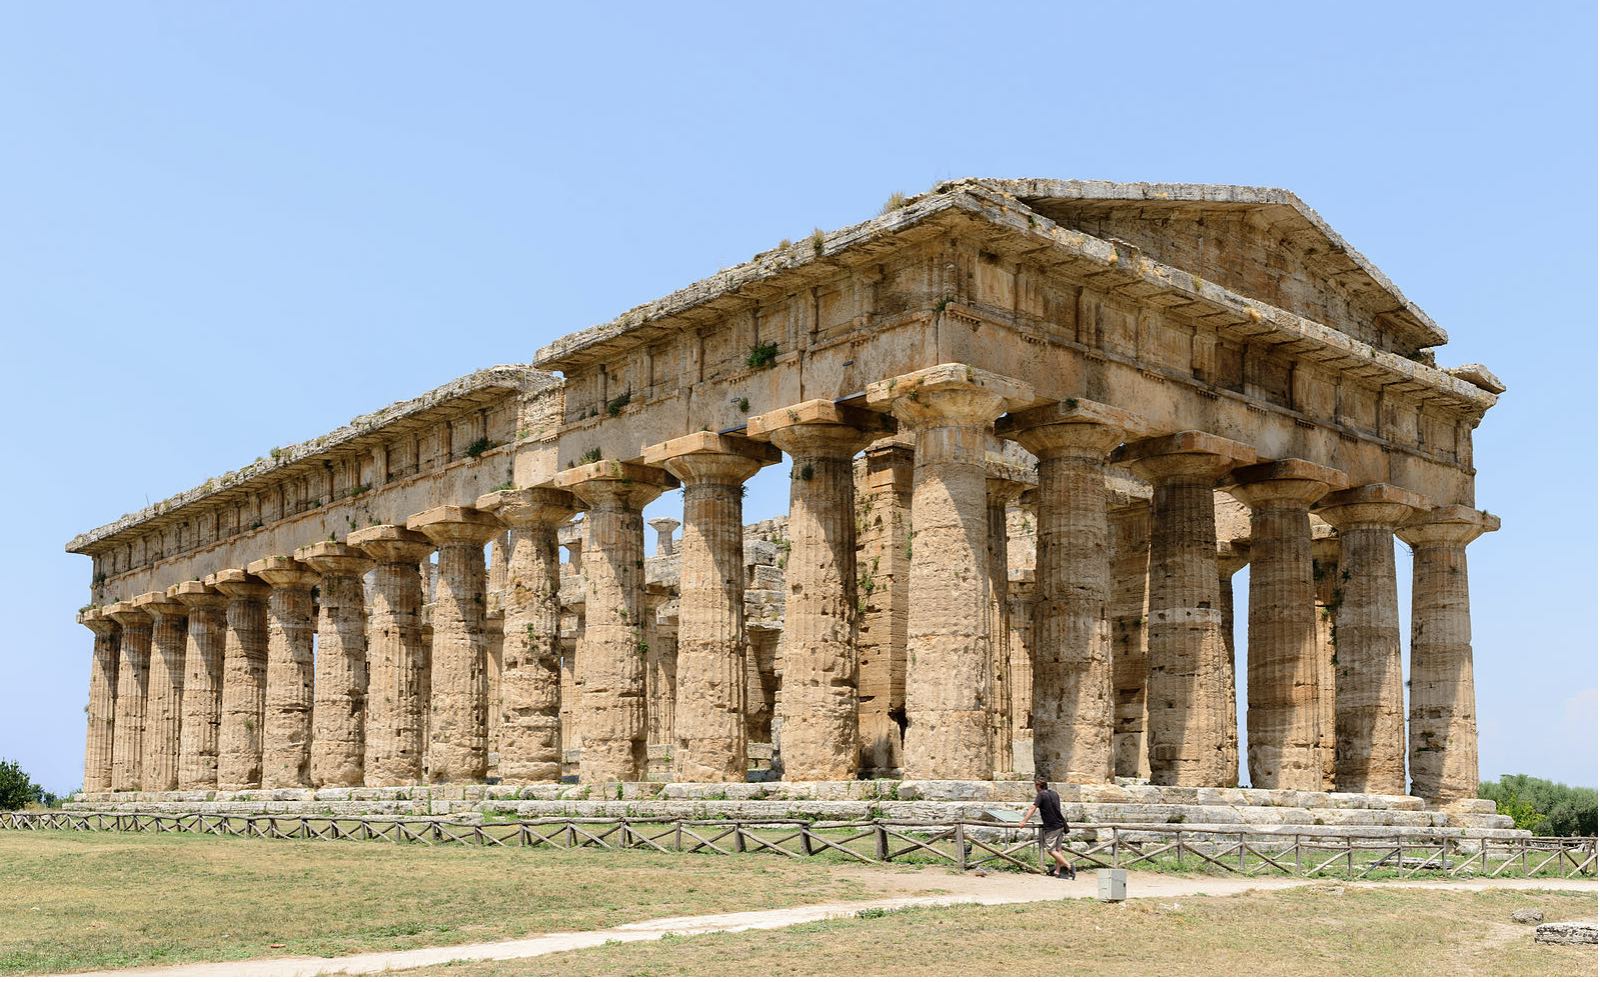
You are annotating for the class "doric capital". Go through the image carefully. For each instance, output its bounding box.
[247,555,321,589]
[865,363,1034,428]
[406,505,503,547]
[748,399,893,458]
[167,579,228,611]
[348,524,435,565]
[293,541,375,577]
[1224,458,1348,509]
[642,431,781,485]
[1316,483,1431,532]
[553,460,677,512]
[475,486,580,530]
[103,601,152,629]
[78,606,117,636]
[1397,505,1501,549]
[1111,430,1257,483]
[132,591,186,620]
[648,517,680,556]
[998,397,1147,458]
[984,452,1035,503]
[206,567,271,600]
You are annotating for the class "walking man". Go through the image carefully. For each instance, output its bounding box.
[1019,777,1073,878]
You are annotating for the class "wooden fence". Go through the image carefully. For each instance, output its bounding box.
[4,810,1594,881]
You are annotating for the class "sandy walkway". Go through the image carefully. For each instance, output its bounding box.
[67,871,1593,978]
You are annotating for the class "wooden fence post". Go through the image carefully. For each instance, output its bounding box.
[954,822,967,871]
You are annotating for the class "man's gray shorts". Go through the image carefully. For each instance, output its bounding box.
[1037,827,1065,853]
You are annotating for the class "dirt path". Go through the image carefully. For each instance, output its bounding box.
[67,871,1594,978]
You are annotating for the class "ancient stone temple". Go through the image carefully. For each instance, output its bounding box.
[65,179,1508,831]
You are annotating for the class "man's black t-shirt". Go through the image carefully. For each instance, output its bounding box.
[1033,788,1066,830]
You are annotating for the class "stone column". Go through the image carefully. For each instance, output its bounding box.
[1317,484,1428,795]
[105,602,152,791]
[1007,568,1037,766]
[644,587,677,747]
[866,364,1033,780]
[749,400,887,780]
[293,542,374,787]
[132,592,186,792]
[170,580,227,790]
[78,607,119,793]
[1002,399,1144,783]
[1397,505,1498,803]
[247,556,318,788]
[1108,499,1152,780]
[210,568,270,790]
[554,460,676,783]
[1225,458,1347,791]
[649,517,679,557]
[1112,432,1256,788]
[407,506,503,784]
[1310,530,1341,791]
[853,440,914,776]
[1215,540,1250,787]
[983,457,1031,778]
[645,432,779,782]
[475,487,580,783]
[349,524,434,787]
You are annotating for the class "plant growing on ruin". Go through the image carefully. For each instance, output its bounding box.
[737,397,750,414]
[810,227,825,256]
[746,342,779,370]
[465,437,494,458]
[606,392,631,417]
[880,191,908,214]
[580,447,602,465]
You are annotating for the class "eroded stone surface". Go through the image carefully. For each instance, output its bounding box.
[171,580,227,790]
[211,570,270,791]
[105,603,152,792]
[78,608,119,793]
[132,593,187,792]
[350,525,434,787]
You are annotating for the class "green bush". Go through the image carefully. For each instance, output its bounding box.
[1479,774,1597,836]
[0,759,44,810]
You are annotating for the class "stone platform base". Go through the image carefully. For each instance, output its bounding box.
[65,781,1524,841]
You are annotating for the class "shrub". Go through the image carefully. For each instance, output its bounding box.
[1480,774,1597,836]
[0,759,44,810]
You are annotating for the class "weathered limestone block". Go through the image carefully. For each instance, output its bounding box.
[78,607,119,792]
[853,441,913,776]
[1002,398,1144,783]
[554,461,676,782]
[1398,505,1498,803]
[295,542,374,787]
[210,569,270,790]
[350,525,434,787]
[749,400,888,780]
[171,580,227,790]
[1318,484,1429,796]
[409,506,503,784]
[1113,432,1255,788]
[1226,458,1347,791]
[247,556,319,789]
[645,432,780,782]
[1108,501,1151,780]
[132,592,187,792]
[1535,922,1598,945]
[475,488,579,783]
[105,602,152,791]
[867,364,1033,781]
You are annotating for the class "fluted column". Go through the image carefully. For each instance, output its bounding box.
[475,487,580,783]
[247,556,319,788]
[105,602,152,791]
[405,507,502,783]
[1398,505,1498,803]
[1108,500,1152,779]
[853,440,914,777]
[555,460,676,783]
[1113,432,1256,788]
[866,364,1033,780]
[211,568,270,790]
[1317,484,1428,795]
[1226,458,1347,791]
[291,543,373,787]
[170,580,227,789]
[78,607,119,793]
[749,400,888,780]
[983,459,1031,777]
[649,517,679,557]
[349,524,434,786]
[1310,532,1341,791]
[132,592,186,792]
[1216,540,1250,786]
[645,432,779,782]
[1003,399,1144,783]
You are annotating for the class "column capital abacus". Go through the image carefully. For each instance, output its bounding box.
[1397,505,1501,549]
[475,486,580,530]
[167,579,228,611]
[984,452,1035,503]
[1112,430,1258,482]
[747,399,893,458]
[205,568,271,600]
[103,601,152,628]
[553,459,677,511]
[998,397,1147,458]
[293,541,375,577]
[1316,484,1431,532]
[1224,458,1348,509]
[132,591,187,620]
[865,363,1034,427]
[78,605,117,636]
[247,555,322,589]
[406,505,503,547]
[348,524,435,565]
[647,517,681,556]
[643,431,781,485]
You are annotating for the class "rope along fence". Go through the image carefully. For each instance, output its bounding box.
[4,811,1594,881]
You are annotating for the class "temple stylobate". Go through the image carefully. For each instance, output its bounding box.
[66,179,1506,823]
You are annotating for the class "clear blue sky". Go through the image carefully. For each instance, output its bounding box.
[2,2,1593,795]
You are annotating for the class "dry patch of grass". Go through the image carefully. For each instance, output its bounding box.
[0,829,894,975]
[418,886,1600,977]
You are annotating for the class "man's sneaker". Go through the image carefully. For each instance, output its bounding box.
[1066,864,1077,880]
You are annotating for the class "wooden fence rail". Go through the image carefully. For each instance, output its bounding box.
[3,811,1594,881]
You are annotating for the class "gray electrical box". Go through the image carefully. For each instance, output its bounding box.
[1097,868,1127,902]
